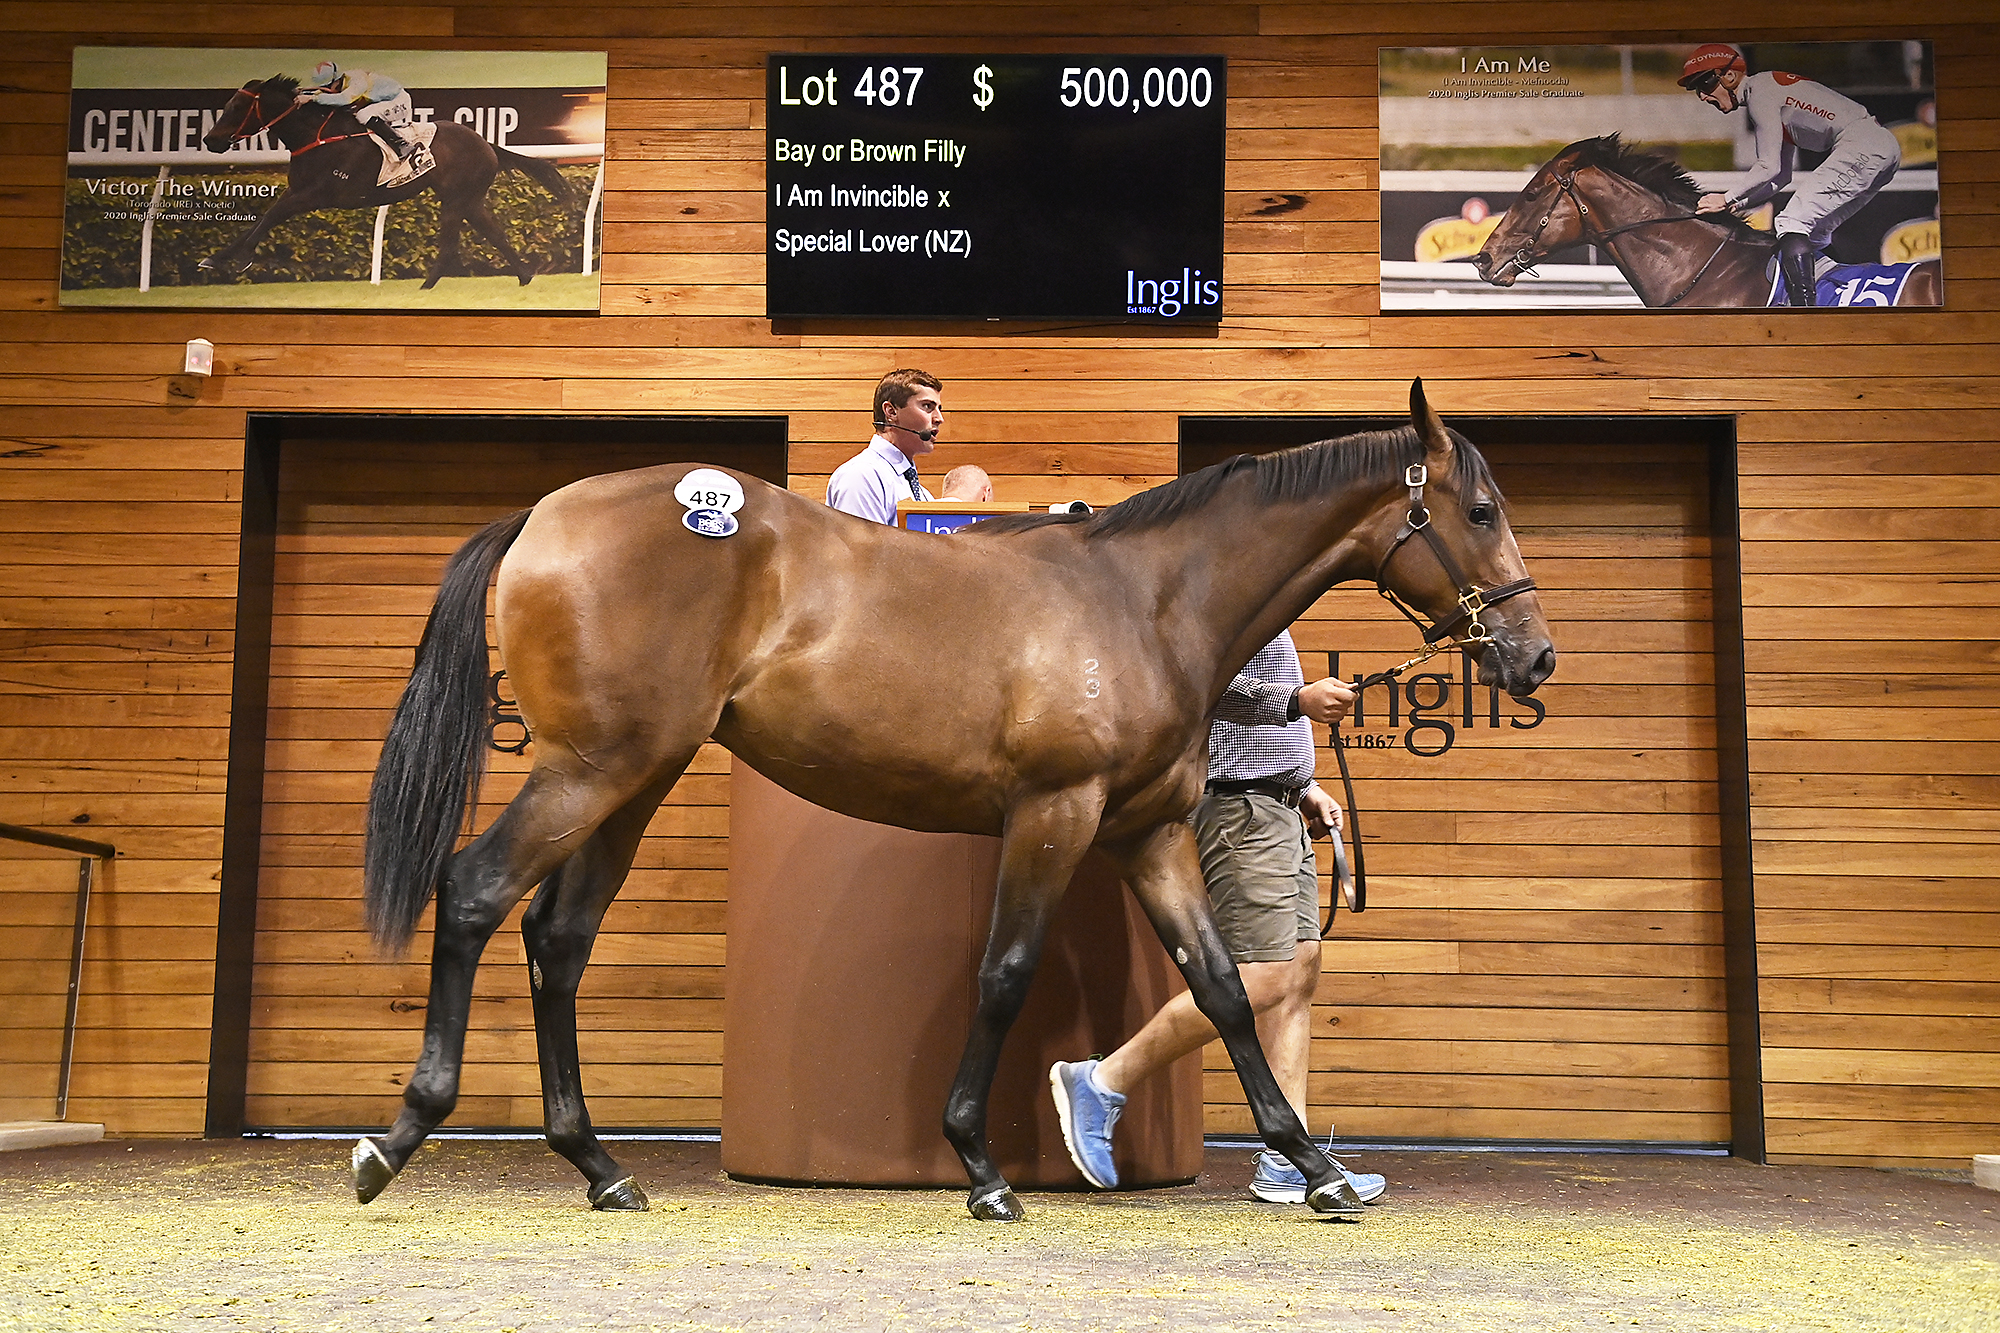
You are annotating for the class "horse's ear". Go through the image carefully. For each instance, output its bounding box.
[1410,378,1454,468]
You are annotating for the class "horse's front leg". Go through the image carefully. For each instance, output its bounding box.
[1106,820,1365,1216]
[199,187,319,274]
[943,785,1105,1222]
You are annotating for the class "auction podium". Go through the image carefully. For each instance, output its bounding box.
[721,761,1203,1188]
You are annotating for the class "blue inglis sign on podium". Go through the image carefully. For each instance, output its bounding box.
[766,54,1225,321]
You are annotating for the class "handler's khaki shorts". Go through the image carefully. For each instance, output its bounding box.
[1192,790,1321,964]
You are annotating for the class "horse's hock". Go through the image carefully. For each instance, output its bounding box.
[722,762,1204,1188]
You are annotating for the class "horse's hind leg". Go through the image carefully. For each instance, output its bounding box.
[462,198,538,284]
[520,771,686,1210]
[1106,820,1364,1216]
[421,211,466,290]
[353,766,640,1203]
[942,786,1104,1222]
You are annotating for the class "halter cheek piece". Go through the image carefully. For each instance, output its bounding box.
[1373,462,1537,655]
[1327,463,1538,924]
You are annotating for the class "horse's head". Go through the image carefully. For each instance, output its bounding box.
[1471,142,1595,288]
[201,75,298,152]
[1368,380,1554,697]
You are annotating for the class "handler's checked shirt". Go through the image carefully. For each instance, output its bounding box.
[1207,629,1316,792]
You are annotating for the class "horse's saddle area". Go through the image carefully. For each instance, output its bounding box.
[372,123,439,188]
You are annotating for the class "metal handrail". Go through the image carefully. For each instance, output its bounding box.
[0,823,115,1120]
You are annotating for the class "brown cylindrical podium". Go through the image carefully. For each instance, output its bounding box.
[722,761,1202,1188]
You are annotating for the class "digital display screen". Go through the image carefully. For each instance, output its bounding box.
[766,54,1225,321]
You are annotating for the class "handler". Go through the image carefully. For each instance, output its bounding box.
[1680,43,1904,307]
[826,369,946,522]
[1051,629,1388,1204]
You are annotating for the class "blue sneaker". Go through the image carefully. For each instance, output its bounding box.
[1050,1059,1125,1188]
[1250,1149,1387,1204]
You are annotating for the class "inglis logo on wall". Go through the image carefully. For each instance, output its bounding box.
[1126,267,1220,317]
[1331,649,1545,757]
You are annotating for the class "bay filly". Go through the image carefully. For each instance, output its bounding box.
[354,381,1556,1221]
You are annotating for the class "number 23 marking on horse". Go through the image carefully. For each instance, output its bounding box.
[1084,659,1101,698]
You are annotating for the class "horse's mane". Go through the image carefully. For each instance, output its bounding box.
[1565,133,1765,242]
[965,425,1500,539]
[258,73,301,106]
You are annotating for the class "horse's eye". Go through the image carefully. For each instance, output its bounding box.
[1469,504,1495,527]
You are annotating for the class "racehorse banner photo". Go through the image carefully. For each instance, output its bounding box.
[62,48,607,311]
[1379,41,1941,311]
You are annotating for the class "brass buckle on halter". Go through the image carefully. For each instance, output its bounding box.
[1404,464,1427,488]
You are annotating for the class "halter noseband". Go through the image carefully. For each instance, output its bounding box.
[1373,462,1537,656]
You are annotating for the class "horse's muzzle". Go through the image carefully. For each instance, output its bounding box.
[1472,251,1519,288]
[1472,632,1556,698]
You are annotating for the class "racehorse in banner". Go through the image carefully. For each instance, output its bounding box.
[1473,135,1941,308]
[353,381,1555,1222]
[199,75,572,288]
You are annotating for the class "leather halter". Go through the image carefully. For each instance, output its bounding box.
[1372,462,1537,652]
[1506,166,1735,308]
[1325,462,1537,926]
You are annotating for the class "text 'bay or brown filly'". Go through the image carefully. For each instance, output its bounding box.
[1473,135,1941,308]
[354,381,1556,1222]
[199,75,571,288]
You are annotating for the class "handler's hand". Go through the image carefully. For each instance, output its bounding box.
[1300,784,1343,840]
[1294,676,1357,726]
[1696,192,1731,214]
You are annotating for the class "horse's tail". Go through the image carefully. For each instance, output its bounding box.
[364,508,533,953]
[494,144,572,206]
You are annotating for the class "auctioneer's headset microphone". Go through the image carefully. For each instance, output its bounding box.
[882,418,939,443]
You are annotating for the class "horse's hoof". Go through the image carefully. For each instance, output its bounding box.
[590,1176,650,1211]
[1306,1177,1367,1217]
[967,1186,1025,1222]
[351,1137,397,1204]
[420,278,441,291]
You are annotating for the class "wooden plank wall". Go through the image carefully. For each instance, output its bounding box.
[0,1,1993,1166]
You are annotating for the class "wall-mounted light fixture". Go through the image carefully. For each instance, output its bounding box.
[183,338,214,376]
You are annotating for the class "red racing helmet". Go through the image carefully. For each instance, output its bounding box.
[1678,44,1745,90]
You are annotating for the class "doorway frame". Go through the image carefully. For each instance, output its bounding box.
[204,413,789,1136]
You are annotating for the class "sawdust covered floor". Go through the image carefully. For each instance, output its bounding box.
[0,1140,1994,1332]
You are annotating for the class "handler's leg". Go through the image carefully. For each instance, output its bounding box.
[1105,820,1361,1215]
[1095,945,1318,1116]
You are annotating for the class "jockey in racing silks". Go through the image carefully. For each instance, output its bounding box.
[297,60,423,162]
[1679,43,1904,307]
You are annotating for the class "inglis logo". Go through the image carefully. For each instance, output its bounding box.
[1331,649,1545,757]
[1127,268,1220,317]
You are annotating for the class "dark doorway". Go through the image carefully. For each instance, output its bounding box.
[207,415,786,1135]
